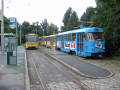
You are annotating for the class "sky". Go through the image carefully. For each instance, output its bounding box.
[1,0,96,27]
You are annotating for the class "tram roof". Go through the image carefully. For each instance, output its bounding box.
[57,27,103,36]
[42,34,56,38]
[27,33,38,36]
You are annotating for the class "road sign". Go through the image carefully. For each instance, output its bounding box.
[9,17,16,23]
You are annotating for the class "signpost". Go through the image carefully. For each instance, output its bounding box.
[9,17,17,23]
[7,17,18,65]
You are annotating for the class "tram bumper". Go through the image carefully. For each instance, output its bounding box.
[92,53,104,58]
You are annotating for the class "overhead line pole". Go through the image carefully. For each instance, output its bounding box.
[20,25,22,45]
[1,0,5,52]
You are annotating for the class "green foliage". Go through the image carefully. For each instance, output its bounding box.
[40,19,58,36]
[0,16,8,33]
[62,7,79,31]
[112,56,120,60]
[63,7,72,26]
[40,19,49,36]
[67,11,79,29]
[80,7,97,26]
[0,16,8,45]
[47,23,58,35]
[21,21,32,35]
[20,21,32,43]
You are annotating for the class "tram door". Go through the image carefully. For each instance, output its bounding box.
[61,35,64,49]
[77,32,85,52]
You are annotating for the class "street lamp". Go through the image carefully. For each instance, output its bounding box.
[19,25,22,45]
[1,0,5,52]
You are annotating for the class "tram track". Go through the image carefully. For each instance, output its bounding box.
[38,48,90,90]
[27,50,46,90]
[27,48,90,90]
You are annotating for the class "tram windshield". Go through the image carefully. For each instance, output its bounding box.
[26,36,38,42]
[86,32,104,41]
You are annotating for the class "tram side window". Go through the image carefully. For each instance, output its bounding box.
[68,33,71,41]
[65,34,68,41]
[57,36,60,41]
[47,37,50,41]
[57,36,59,41]
[46,38,48,41]
[72,33,76,41]
[54,37,56,41]
[52,37,54,41]
[49,37,50,41]
[43,38,46,41]
[60,36,61,41]
[60,36,62,41]
[50,37,53,41]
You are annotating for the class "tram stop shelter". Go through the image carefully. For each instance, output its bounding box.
[7,37,17,65]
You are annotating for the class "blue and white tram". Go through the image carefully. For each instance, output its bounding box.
[56,26,105,57]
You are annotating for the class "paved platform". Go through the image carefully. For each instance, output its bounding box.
[0,46,25,90]
[41,47,112,79]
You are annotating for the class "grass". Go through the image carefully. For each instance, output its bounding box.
[84,56,120,68]
[112,56,120,60]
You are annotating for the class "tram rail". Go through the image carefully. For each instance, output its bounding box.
[38,48,90,90]
[27,48,91,90]
[27,50,46,90]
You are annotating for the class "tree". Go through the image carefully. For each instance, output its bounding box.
[35,25,43,37]
[21,21,32,43]
[80,7,96,26]
[63,7,72,27]
[21,21,32,35]
[67,11,79,29]
[62,7,79,31]
[47,23,58,35]
[40,19,48,36]
[0,16,8,45]
[0,16,8,33]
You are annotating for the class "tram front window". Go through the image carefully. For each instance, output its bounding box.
[26,36,37,42]
[86,32,104,41]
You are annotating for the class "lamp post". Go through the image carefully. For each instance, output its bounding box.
[1,0,5,52]
[20,25,22,45]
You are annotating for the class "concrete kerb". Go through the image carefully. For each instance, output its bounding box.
[25,49,30,90]
[43,50,113,79]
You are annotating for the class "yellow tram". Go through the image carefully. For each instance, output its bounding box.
[25,33,39,49]
[40,35,56,50]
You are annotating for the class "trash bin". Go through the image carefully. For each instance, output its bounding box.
[7,51,13,64]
